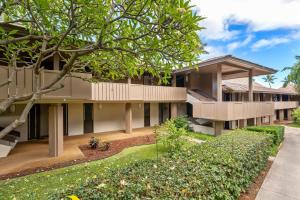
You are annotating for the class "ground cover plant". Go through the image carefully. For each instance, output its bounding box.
[50,130,272,200]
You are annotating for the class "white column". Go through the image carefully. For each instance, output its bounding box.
[125,103,132,133]
[49,104,64,157]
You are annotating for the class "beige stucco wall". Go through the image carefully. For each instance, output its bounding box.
[93,103,125,133]
[150,103,159,126]
[132,103,144,129]
[39,104,49,137]
[177,103,187,116]
[68,103,84,136]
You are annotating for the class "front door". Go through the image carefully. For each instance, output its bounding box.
[84,103,94,133]
[28,104,41,140]
[144,103,151,127]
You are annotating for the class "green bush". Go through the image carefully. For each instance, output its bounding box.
[246,125,284,146]
[172,115,190,130]
[50,130,272,200]
[157,118,188,154]
[292,108,300,125]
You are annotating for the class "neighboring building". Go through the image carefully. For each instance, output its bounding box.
[173,55,300,135]
[0,55,299,157]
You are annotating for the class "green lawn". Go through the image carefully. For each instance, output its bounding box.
[0,144,167,200]
[287,123,300,128]
[187,131,215,141]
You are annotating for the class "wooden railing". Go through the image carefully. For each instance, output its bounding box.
[0,67,186,102]
[192,101,274,120]
[91,83,186,101]
[274,101,299,110]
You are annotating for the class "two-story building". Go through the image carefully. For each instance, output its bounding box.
[0,55,299,159]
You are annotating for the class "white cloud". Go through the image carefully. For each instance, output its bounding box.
[227,35,253,52]
[201,45,225,59]
[191,0,300,40]
[251,31,300,50]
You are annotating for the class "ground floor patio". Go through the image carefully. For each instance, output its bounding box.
[0,127,154,176]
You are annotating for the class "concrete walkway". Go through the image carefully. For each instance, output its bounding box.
[256,126,300,200]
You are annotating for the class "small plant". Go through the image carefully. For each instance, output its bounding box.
[158,118,188,154]
[173,115,190,131]
[99,142,110,151]
[89,137,100,149]
[292,108,300,125]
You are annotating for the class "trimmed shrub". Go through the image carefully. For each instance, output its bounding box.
[246,125,284,146]
[50,130,272,200]
[292,108,300,125]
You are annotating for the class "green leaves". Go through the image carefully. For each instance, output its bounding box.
[50,130,272,200]
[283,56,300,93]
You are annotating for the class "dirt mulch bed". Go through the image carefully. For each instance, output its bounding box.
[0,134,155,180]
[239,160,273,200]
[79,135,155,160]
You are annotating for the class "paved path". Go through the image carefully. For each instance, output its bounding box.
[256,126,300,200]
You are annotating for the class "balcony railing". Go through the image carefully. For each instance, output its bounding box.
[192,101,274,121]
[274,101,299,110]
[0,67,186,102]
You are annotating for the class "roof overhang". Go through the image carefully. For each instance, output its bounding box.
[174,55,277,80]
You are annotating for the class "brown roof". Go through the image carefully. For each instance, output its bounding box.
[223,79,299,95]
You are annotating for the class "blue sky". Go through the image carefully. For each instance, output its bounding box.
[191,0,300,88]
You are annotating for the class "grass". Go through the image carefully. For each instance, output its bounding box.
[0,143,168,200]
[287,123,300,128]
[187,131,215,141]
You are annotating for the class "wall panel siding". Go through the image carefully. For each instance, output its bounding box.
[68,103,84,136]
[150,103,159,126]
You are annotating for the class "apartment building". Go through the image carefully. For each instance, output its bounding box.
[0,55,299,158]
[174,55,299,135]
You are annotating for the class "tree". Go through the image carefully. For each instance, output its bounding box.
[283,56,300,93]
[262,74,276,88]
[0,0,204,139]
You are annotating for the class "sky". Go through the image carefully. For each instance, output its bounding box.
[191,0,300,88]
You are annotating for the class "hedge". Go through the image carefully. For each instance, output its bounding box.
[50,130,272,200]
[246,125,284,146]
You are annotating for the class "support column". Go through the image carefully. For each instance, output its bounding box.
[53,53,60,70]
[170,103,177,119]
[214,121,223,136]
[279,109,284,121]
[230,120,237,129]
[239,119,247,128]
[287,109,293,121]
[256,117,262,126]
[248,69,253,102]
[269,115,274,125]
[216,64,222,102]
[125,103,132,133]
[49,104,64,157]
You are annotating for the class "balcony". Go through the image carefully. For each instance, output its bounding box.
[274,101,299,110]
[0,68,186,102]
[192,101,274,121]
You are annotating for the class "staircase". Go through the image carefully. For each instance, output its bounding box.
[0,128,19,158]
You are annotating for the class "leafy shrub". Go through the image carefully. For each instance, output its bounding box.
[246,125,284,146]
[292,108,300,125]
[173,115,190,130]
[157,118,188,154]
[50,130,272,200]
[89,137,99,149]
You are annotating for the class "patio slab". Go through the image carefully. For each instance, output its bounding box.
[0,128,154,175]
